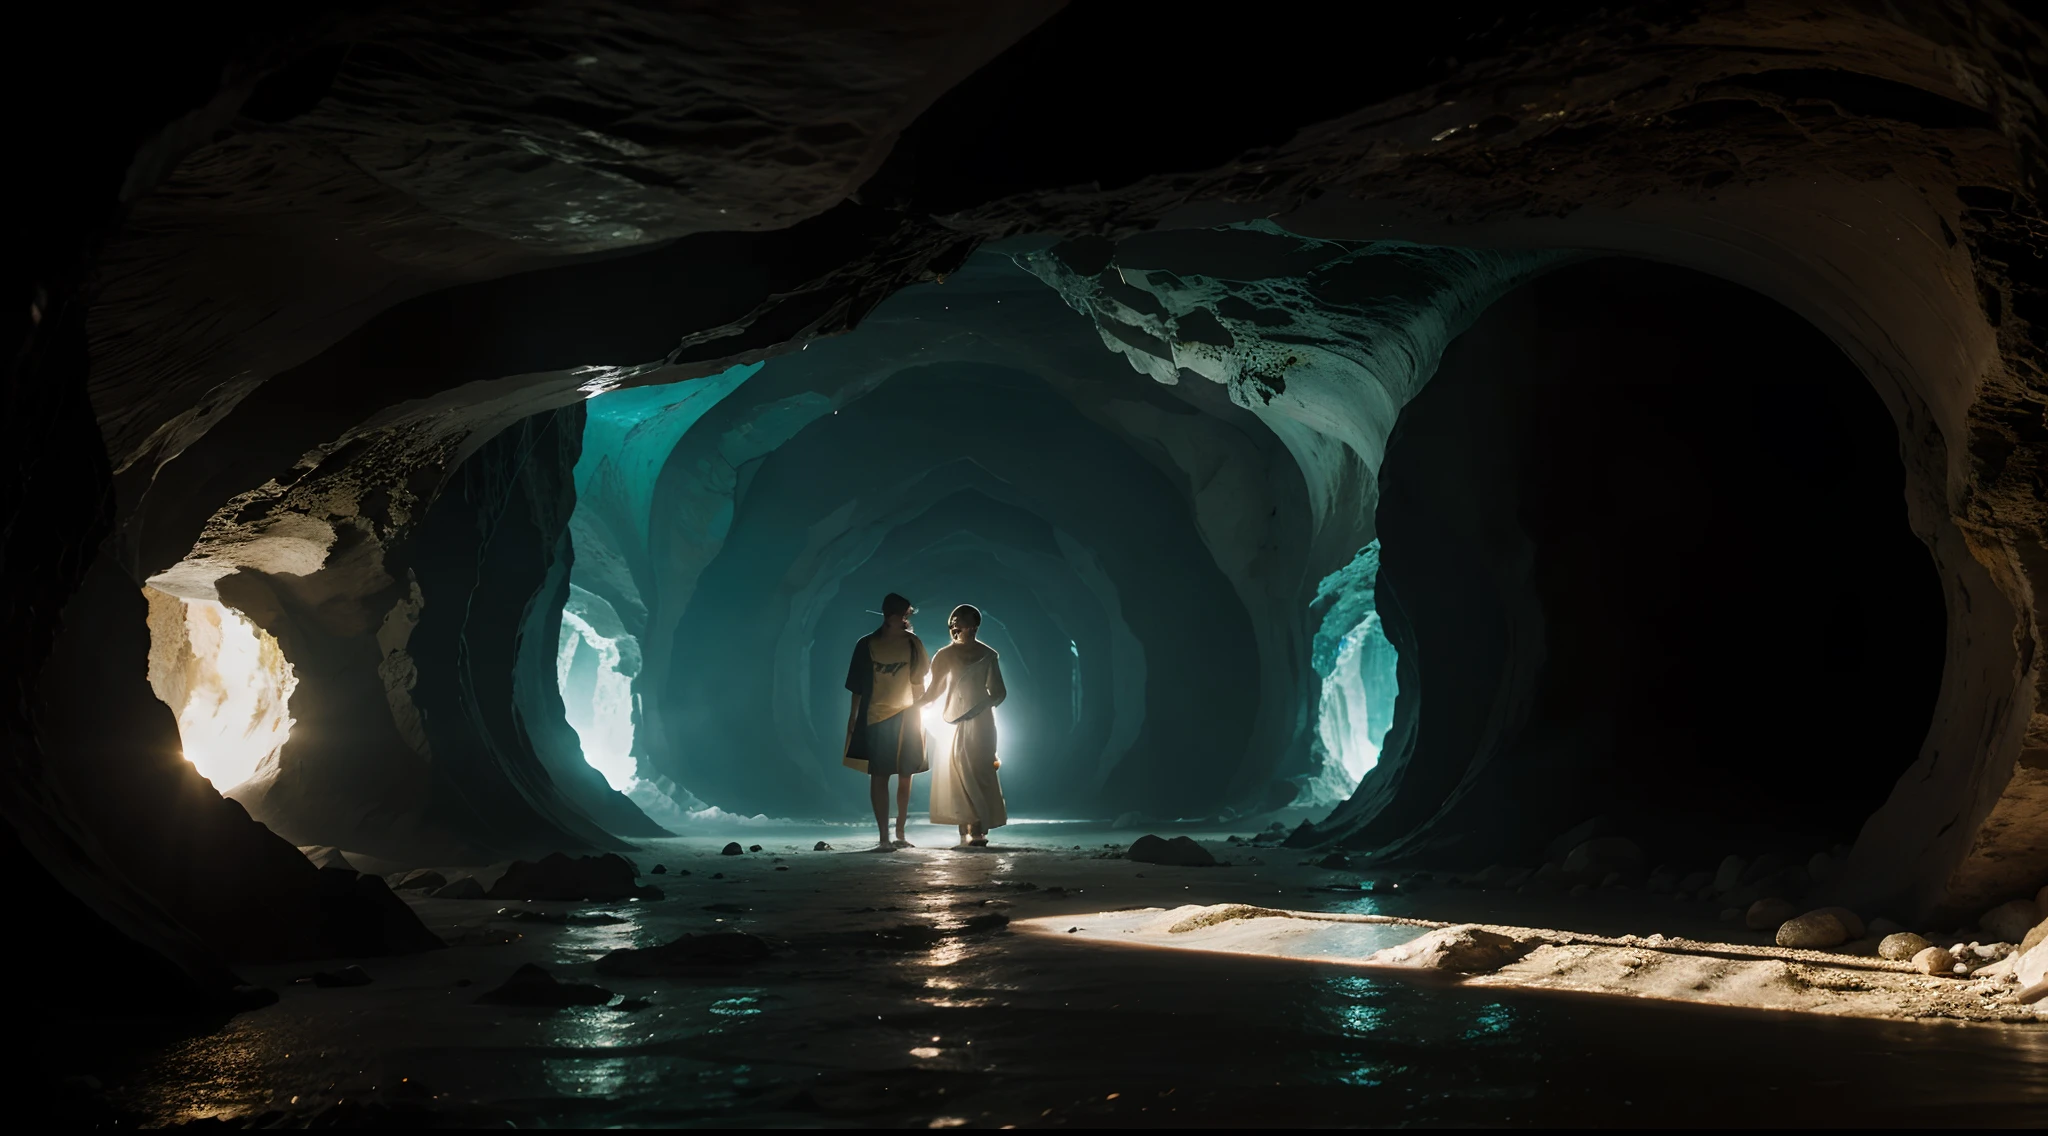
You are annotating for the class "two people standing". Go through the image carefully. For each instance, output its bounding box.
[842,593,1008,851]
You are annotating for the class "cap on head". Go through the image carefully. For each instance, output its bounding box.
[881,592,916,617]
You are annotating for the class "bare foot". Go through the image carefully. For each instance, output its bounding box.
[969,837,989,848]
[892,836,915,849]
[866,841,897,853]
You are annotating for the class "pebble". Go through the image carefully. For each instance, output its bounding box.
[1745,897,1797,931]
[1879,932,1934,961]
[1914,945,1957,976]
[1776,911,1848,949]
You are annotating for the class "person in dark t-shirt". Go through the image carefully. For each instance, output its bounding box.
[842,592,929,850]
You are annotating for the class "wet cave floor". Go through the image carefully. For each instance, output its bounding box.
[75,823,2048,1127]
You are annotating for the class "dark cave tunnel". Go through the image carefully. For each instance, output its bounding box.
[10,4,2048,1120]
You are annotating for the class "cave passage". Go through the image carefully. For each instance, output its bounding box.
[1357,258,1947,867]
[21,8,2048,1124]
[540,254,1298,826]
[143,586,297,794]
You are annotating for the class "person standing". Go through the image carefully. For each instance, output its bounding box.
[843,592,930,850]
[920,604,1009,847]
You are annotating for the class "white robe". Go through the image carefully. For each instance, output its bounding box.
[929,646,1008,830]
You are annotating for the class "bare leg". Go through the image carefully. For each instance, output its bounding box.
[893,775,915,846]
[958,824,971,847]
[869,773,894,850]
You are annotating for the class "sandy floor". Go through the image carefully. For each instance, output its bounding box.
[58,821,2048,1127]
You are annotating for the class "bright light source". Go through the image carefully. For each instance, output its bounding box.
[146,592,296,792]
[557,608,638,791]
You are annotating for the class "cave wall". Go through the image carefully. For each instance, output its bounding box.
[12,2,2047,1011]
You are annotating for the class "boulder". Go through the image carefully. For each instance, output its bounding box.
[748,844,762,853]
[1912,946,1956,976]
[1807,906,1865,940]
[721,842,744,856]
[1775,911,1847,949]
[959,912,1010,933]
[1740,853,1786,885]
[2015,926,2048,989]
[431,876,487,900]
[1563,837,1644,884]
[476,963,612,1007]
[1544,817,1616,864]
[1979,899,2042,944]
[595,932,771,976]
[1867,917,1906,938]
[1126,835,1218,867]
[1745,897,1797,931]
[390,869,446,892]
[814,841,833,852]
[1474,864,1511,888]
[650,865,667,875]
[2021,918,2048,957]
[1678,871,1714,894]
[488,853,661,902]
[1711,855,1746,894]
[1531,862,1567,890]
[1366,925,1524,972]
[1879,932,1934,961]
[1645,867,1678,894]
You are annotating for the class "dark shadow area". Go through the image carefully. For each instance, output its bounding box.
[1363,258,1945,865]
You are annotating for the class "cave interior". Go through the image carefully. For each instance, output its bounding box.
[12,1,2048,1125]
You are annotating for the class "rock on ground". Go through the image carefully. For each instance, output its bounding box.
[2015,929,2048,989]
[389,869,446,892]
[1745,897,1797,930]
[476,963,612,1007]
[1776,911,1848,949]
[1879,932,1934,961]
[1563,837,1644,884]
[488,853,661,901]
[1807,906,1865,940]
[1979,899,2042,944]
[1367,925,1524,973]
[1126,834,1217,867]
[1913,946,1956,976]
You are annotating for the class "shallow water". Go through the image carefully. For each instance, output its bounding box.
[53,823,2048,1127]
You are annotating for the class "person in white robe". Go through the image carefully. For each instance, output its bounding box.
[918,604,1008,846]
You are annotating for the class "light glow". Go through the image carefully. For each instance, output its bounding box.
[556,607,638,791]
[152,595,297,792]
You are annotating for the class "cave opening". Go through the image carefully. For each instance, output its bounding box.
[142,586,297,796]
[1365,257,1947,868]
